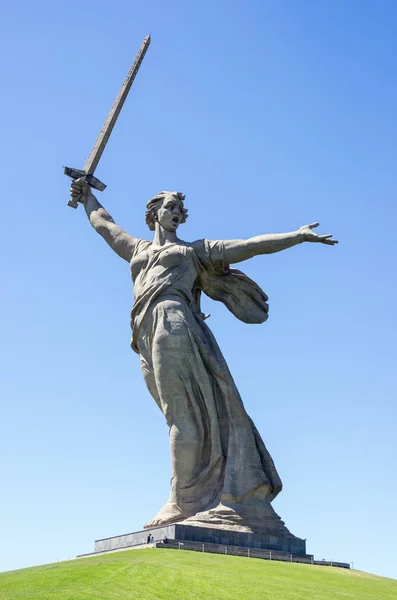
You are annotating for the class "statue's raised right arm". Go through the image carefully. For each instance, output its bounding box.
[70,178,137,262]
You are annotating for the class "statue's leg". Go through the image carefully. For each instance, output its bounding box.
[142,300,224,528]
[147,330,202,527]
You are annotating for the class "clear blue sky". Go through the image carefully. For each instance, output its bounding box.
[1,0,396,581]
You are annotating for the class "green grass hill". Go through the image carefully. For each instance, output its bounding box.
[0,548,396,600]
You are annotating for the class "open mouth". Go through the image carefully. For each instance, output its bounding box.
[172,217,179,224]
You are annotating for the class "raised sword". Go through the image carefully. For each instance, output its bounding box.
[64,34,151,208]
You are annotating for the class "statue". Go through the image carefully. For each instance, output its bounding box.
[69,180,337,535]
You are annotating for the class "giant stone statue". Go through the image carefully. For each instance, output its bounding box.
[69,180,337,536]
[66,36,337,544]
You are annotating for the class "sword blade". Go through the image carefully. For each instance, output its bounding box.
[83,34,151,175]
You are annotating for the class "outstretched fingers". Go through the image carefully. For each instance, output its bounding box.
[320,237,338,245]
[301,222,338,245]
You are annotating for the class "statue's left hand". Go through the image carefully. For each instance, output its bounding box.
[299,223,338,245]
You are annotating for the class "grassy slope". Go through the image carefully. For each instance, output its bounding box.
[0,549,396,600]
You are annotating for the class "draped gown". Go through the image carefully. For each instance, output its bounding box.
[130,237,282,524]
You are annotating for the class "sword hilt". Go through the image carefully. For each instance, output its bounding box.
[64,167,107,209]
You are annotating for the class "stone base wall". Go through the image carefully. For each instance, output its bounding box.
[94,523,307,556]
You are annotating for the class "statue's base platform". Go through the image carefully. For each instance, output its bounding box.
[77,523,350,569]
[91,523,307,556]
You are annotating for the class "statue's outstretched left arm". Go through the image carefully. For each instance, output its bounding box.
[222,223,338,264]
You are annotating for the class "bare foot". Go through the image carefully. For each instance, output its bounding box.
[144,502,185,529]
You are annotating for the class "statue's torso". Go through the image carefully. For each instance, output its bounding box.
[130,240,200,301]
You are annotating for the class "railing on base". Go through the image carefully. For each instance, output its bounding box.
[156,539,350,569]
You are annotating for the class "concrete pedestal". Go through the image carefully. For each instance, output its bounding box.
[93,523,307,556]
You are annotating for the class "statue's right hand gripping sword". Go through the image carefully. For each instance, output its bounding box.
[64,35,151,208]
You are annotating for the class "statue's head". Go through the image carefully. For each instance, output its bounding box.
[145,191,188,232]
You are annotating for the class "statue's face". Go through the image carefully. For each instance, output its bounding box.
[156,195,184,232]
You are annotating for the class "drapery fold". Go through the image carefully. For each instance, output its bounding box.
[129,238,281,517]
